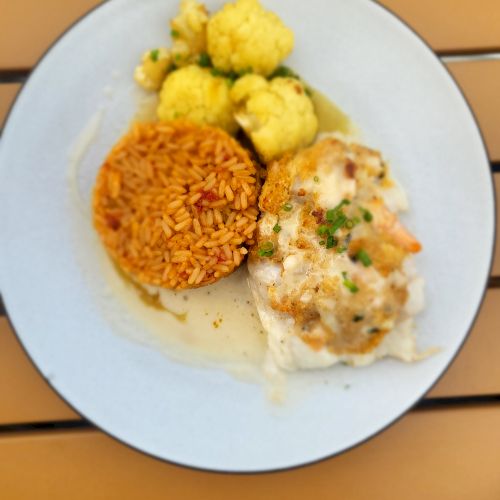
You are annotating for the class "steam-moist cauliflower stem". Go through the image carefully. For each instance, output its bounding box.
[230,75,318,162]
[248,135,424,371]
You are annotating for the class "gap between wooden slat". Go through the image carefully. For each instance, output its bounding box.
[1,406,500,499]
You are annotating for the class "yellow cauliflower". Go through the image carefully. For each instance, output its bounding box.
[207,0,294,76]
[230,75,318,162]
[134,48,172,91]
[170,0,209,66]
[157,65,238,133]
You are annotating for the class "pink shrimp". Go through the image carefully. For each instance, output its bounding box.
[369,199,421,253]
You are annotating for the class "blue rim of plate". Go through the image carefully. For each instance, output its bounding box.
[0,0,496,475]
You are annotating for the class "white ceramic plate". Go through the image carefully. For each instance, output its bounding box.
[0,0,495,472]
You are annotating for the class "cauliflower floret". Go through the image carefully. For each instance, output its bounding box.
[207,0,294,76]
[170,0,209,66]
[134,48,172,91]
[230,75,318,162]
[157,65,238,133]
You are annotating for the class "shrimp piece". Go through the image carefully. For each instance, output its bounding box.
[369,199,421,253]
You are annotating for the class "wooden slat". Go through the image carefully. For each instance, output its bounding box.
[1,1,500,70]
[1,286,499,425]
[380,0,500,53]
[447,60,500,162]
[493,175,500,276]
[0,84,20,128]
[0,318,79,424]
[428,289,500,397]
[1,406,500,498]
[0,0,101,70]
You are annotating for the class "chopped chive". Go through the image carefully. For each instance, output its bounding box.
[272,223,282,233]
[329,214,347,234]
[150,49,160,62]
[326,200,350,222]
[326,235,337,249]
[170,29,180,38]
[342,272,359,293]
[352,216,361,225]
[198,52,211,67]
[319,240,326,245]
[353,314,364,322]
[313,175,320,183]
[356,249,372,267]
[257,241,274,258]
[333,199,351,212]
[345,219,354,229]
[317,225,329,236]
[336,246,347,254]
[360,207,373,222]
[282,203,293,212]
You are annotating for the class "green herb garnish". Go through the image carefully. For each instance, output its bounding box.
[319,240,326,245]
[368,327,380,334]
[355,249,372,267]
[170,29,180,38]
[326,199,350,222]
[326,235,337,249]
[198,52,211,67]
[333,198,351,212]
[329,214,347,234]
[282,203,293,212]
[336,246,347,254]
[353,314,364,322]
[342,272,359,293]
[345,219,355,230]
[269,65,300,79]
[150,49,160,62]
[360,207,373,223]
[313,176,320,183]
[317,225,329,236]
[258,241,274,258]
[273,223,282,233]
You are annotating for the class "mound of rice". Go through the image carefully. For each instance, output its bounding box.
[93,120,260,289]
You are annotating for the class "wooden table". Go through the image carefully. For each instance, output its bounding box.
[1,1,500,498]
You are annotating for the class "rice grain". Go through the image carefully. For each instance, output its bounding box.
[93,120,260,289]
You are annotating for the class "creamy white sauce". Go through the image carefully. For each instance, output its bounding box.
[67,105,268,383]
[102,259,268,378]
[298,159,356,208]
